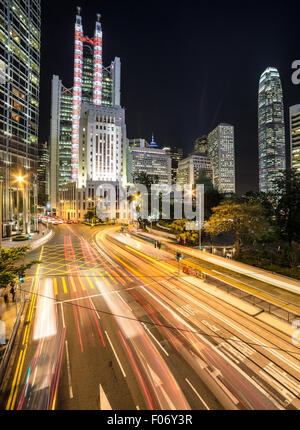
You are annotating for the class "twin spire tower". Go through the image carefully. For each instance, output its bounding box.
[72,8,103,182]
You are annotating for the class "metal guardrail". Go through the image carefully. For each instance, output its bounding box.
[181,264,300,323]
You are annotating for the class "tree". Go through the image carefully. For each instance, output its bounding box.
[205,201,269,254]
[273,169,300,245]
[170,219,199,246]
[204,188,223,220]
[0,247,40,290]
[84,207,99,223]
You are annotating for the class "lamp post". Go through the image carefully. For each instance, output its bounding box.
[16,176,26,234]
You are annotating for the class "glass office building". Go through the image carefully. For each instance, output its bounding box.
[50,10,121,212]
[208,123,235,194]
[0,0,41,235]
[258,67,286,192]
[289,104,300,174]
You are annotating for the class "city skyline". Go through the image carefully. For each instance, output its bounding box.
[39,0,300,194]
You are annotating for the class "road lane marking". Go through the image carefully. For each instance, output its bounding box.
[141,323,169,357]
[60,302,66,329]
[78,276,86,292]
[69,276,77,293]
[62,277,68,294]
[185,378,210,409]
[65,340,74,399]
[6,246,44,410]
[54,278,58,296]
[86,275,95,290]
[99,384,112,410]
[105,331,126,378]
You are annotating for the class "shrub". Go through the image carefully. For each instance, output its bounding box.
[12,236,28,242]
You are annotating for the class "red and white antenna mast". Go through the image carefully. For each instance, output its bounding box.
[93,13,103,106]
[71,7,83,182]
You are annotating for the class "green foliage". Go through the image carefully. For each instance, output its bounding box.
[0,247,40,289]
[205,200,269,253]
[170,219,199,245]
[273,169,300,245]
[235,247,300,280]
[12,236,29,242]
[84,207,100,223]
[204,189,223,220]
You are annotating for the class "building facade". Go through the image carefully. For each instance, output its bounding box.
[258,67,286,192]
[290,104,300,174]
[78,103,127,188]
[129,146,172,185]
[0,0,41,236]
[194,136,208,156]
[208,123,235,194]
[50,10,121,213]
[37,141,49,202]
[177,154,213,187]
[163,146,183,183]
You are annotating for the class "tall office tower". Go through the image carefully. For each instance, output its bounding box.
[194,136,208,156]
[290,105,300,174]
[37,141,50,201]
[258,67,286,192]
[0,0,41,236]
[177,154,213,187]
[208,124,236,194]
[163,146,183,183]
[129,146,172,185]
[50,10,121,212]
[78,103,127,187]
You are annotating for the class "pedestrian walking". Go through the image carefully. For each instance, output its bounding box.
[3,293,8,305]
[10,285,15,303]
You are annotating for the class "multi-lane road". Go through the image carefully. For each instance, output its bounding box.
[1,224,300,410]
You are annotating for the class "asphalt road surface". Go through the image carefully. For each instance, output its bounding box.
[1,224,300,410]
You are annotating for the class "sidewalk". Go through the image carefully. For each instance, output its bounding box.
[0,224,53,362]
[1,223,53,251]
[138,229,300,295]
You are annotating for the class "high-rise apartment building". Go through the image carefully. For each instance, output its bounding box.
[258,67,286,192]
[50,10,121,212]
[208,124,235,194]
[0,0,41,236]
[290,105,300,174]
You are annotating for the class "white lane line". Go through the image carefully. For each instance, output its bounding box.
[60,302,66,328]
[185,378,210,410]
[105,330,126,378]
[99,384,112,410]
[90,297,101,320]
[141,323,169,357]
[65,340,73,399]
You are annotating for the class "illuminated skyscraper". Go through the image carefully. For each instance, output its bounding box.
[208,124,235,194]
[258,67,286,192]
[289,104,300,174]
[50,10,121,212]
[0,0,41,236]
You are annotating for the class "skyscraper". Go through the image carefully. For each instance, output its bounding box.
[50,10,121,212]
[194,136,208,156]
[208,124,235,194]
[162,146,183,183]
[258,67,286,192]
[289,104,300,174]
[0,0,41,236]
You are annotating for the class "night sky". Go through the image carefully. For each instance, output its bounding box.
[39,0,300,194]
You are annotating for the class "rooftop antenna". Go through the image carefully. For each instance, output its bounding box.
[97,13,101,22]
[77,6,81,16]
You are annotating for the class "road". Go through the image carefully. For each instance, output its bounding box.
[0,224,300,410]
